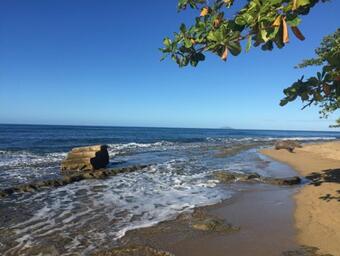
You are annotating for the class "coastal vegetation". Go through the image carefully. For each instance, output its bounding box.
[161,0,339,126]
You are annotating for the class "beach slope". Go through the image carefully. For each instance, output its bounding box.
[261,141,340,256]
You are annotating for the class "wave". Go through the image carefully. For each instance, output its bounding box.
[1,159,231,255]
[0,150,66,168]
[1,135,336,167]
[206,136,338,143]
[107,141,176,156]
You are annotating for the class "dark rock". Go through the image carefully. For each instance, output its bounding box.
[0,164,150,198]
[92,245,174,256]
[282,245,334,256]
[263,176,301,186]
[191,217,240,232]
[214,171,301,186]
[214,171,261,183]
[214,172,236,183]
[21,245,59,256]
[61,145,109,173]
[275,140,303,153]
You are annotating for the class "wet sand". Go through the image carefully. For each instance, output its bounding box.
[114,158,301,256]
[261,141,340,256]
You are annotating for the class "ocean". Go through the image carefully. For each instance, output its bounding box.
[0,124,339,255]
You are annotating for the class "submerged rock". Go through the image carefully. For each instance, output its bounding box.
[92,245,174,256]
[214,171,301,186]
[282,245,334,256]
[61,145,109,173]
[263,176,301,186]
[0,164,150,198]
[275,140,303,153]
[214,171,260,183]
[191,217,240,232]
[21,245,59,256]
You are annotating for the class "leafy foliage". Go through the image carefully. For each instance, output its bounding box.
[330,118,340,128]
[280,29,340,122]
[161,0,328,67]
[161,0,339,127]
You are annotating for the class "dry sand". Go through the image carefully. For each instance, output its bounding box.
[261,141,340,256]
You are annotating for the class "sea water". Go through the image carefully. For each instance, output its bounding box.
[0,124,338,255]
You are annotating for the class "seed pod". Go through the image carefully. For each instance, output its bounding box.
[291,26,305,41]
[221,47,228,61]
[282,17,289,44]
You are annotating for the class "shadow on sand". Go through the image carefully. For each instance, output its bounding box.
[305,168,340,202]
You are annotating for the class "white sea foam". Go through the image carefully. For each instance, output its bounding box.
[2,159,231,255]
[0,150,66,168]
[107,141,176,156]
[2,135,337,255]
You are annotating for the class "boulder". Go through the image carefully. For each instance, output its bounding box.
[61,145,109,173]
[275,140,302,153]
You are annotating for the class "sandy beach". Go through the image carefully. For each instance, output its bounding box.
[261,141,340,256]
[2,126,340,256]
[110,153,302,256]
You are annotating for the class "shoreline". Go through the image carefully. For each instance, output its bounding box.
[261,141,340,256]
[104,153,302,256]
[1,139,339,255]
[117,184,299,256]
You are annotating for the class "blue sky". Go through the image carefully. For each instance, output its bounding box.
[0,0,339,130]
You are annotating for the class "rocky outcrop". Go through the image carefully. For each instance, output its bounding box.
[262,176,301,185]
[0,165,149,198]
[61,145,109,172]
[275,140,303,153]
[92,245,174,256]
[214,171,260,183]
[214,171,301,186]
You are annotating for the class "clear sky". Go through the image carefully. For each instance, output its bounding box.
[0,0,339,130]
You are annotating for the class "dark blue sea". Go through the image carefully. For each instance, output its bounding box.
[0,124,339,255]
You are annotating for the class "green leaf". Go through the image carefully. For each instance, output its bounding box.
[184,38,193,48]
[180,23,187,33]
[246,36,252,52]
[260,29,269,42]
[228,41,241,56]
[286,17,301,27]
[242,13,253,24]
[296,0,310,8]
[235,16,246,26]
[163,38,172,48]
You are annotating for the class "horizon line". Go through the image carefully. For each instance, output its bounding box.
[0,122,339,133]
